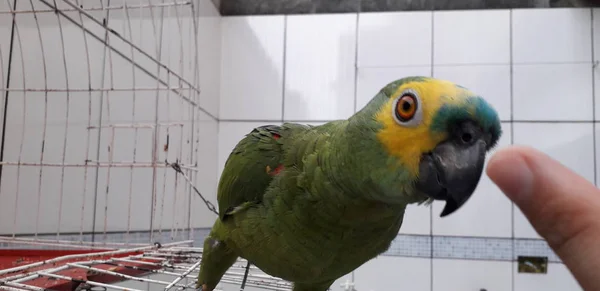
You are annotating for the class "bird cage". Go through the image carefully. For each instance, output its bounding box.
[0,0,291,290]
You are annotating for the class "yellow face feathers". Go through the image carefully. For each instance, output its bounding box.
[374,77,479,176]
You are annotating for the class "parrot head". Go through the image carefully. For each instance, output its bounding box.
[351,76,502,217]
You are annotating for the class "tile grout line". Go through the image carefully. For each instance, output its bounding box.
[509,9,516,291]
[429,9,435,291]
[353,12,359,114]
[220,118,600,123]
[356,60,592,70]
[214,16,227,184]
[591,9,597,188]
[281,16,288,123]
[349,12,360,284]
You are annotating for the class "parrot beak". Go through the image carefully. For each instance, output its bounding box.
[415,120,489,217]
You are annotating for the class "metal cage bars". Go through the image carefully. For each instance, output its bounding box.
[0,0,217,244]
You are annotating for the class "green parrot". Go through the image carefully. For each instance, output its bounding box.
[197,76,502,291]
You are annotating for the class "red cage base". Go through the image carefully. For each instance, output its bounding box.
[0,249,162,290]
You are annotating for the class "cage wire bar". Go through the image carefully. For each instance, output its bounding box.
[0,242,294,291]
[0,0,286,289]
[0,0,208,242]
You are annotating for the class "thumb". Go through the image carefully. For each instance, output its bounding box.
[486,145,600,291]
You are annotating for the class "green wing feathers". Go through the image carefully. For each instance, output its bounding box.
[216,123,313,221]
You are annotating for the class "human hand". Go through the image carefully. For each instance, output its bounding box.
[486,146,600,290]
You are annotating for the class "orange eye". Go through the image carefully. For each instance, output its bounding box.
[395,94,417,121]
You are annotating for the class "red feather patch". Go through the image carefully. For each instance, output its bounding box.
[267,164,285,176]
[272,133,281,140]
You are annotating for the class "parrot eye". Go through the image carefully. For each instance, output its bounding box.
[392,89,423,127]
[396,95,417,120]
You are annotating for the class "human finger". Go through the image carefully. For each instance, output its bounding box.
[486,146,600,291]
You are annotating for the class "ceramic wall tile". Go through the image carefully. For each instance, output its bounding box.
[433,10,510,65]
[284,14,357,121]
[514,262,582,291]
[358,11,432,67]
[432,259,512,291]
[220,16,285,121]
[513,64,593,121]
[354,256,431,291]
[512,8,592,64]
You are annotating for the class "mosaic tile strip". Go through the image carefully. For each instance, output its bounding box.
[0,230,562,263]
[383,234,432,258]
[432,236,512,261]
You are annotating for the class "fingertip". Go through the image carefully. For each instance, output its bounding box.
[486,146,529,179]
[486,147,512,176]
[485,146,534,203]
[486,145,541,176]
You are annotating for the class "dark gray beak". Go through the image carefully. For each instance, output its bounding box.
[415,120,488,217]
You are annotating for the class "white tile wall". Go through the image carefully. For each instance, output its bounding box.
[330,273,354,291]
[221,270,351,291]
[514,123,595,184]
[221,272,351,291]
[512,63,593,121]
[593,8,600,121]
[433,10,511,65]
[594,9,600,61]
[358,11,432,67]
[284,14,357,121]
[354,256,431,291]
[433,259,512,291]
[220,16,285,121]
[512,8,592,64]
[197,0,222,118]
[400,204,432,235]
[595,69,600,122]
[514,263,582,291]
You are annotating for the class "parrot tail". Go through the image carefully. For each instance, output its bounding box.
[196,234,238,290]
